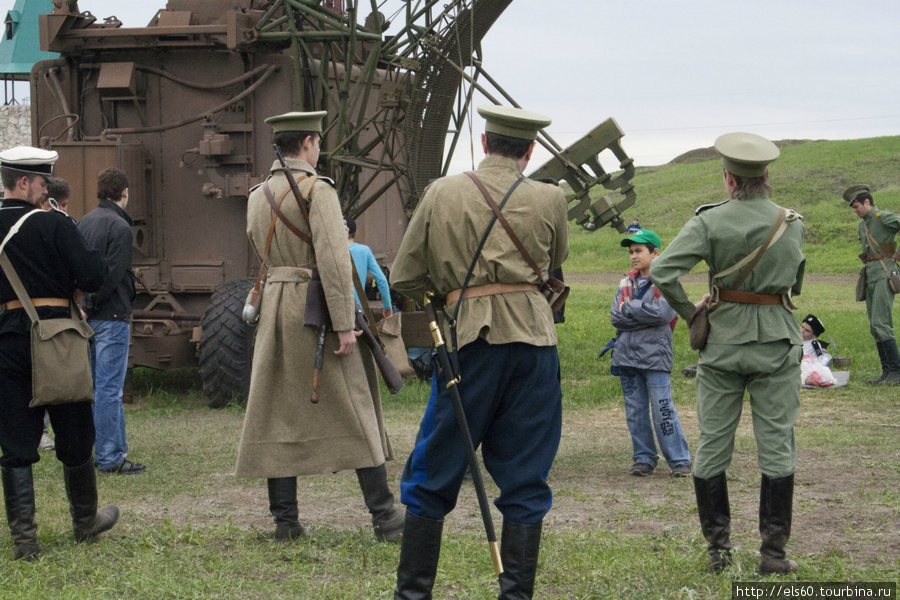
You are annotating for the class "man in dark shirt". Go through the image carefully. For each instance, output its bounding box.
[78,168,144,475]
[0,146,118,560]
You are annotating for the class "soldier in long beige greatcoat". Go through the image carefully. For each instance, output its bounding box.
[235,111,404,543]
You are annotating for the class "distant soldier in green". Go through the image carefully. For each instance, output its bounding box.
[650,133,805,575]
[844,184,900,385]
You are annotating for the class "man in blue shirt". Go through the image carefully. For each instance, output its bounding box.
[346,216,393,319]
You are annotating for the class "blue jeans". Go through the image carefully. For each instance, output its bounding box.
[88,319,130,470]
[618,367,690,468]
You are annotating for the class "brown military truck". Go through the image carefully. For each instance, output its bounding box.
[32,0,636,406]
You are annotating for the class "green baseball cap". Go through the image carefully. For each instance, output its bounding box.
[265,111,327,134]
[477,105,551,141]
[621,229,661,250]
[714,132,779,178]
[842,184,871,204]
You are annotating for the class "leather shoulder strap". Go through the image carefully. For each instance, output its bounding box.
[864,223,893,279]
[262,177,314,246]
[466,172,544,282]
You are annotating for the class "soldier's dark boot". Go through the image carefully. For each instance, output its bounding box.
[64,459,119,543]
[267,477,304,541]
[497,520,542,600]
[356,463,405,542]
[63,460,119,542]
[394,511,443,600]
[1,466,40,561]
[693,472,733,573]
[881,339,900,385]
[759,473,798,575]
[868,341,888,385]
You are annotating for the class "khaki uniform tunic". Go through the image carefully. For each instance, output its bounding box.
[650,196,805,479]
[235,158,392,479]
[390,156,568,350]
[857,207,900,341]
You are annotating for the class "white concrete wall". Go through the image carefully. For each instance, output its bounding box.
[0,105,32,150]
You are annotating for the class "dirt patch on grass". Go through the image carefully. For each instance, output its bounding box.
[123,394,899,569]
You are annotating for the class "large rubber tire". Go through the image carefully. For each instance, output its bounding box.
[199,279,256,408]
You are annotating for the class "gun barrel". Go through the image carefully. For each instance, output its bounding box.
[356,309,404,394]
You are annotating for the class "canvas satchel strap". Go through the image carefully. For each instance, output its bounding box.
[0,209,72,324]
[714,207,790,287]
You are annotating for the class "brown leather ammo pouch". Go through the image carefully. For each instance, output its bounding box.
[304,269,332,329]
[540,276,570,312]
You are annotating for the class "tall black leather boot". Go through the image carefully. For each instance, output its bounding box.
[63,459,119,543]
[394,511,443,600]
[357,463,405,542]
[759,473,798,574]
[881,338,900,385]
[868,341,888,385]
[693,472,733,573]
[497,520,542,600]
[267,477,304,541]
[1,466,40,561]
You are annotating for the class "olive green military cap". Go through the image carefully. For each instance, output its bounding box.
[477,105,551,141]
[265,111,327,134]
[714,132,779,178]
[842,184,871,204]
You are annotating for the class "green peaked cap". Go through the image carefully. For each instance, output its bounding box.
[714,132,779,178]
[842,184,871,204]
[265,111,327,134]
[477,105,551,141]
[621,229,662,250]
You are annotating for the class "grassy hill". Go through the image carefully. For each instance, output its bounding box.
[565,135,900,275]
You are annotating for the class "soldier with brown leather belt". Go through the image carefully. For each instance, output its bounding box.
[651,133,806,576]
[234,111,404,544]
[0,147,118,561]
[844,184,900,385]
[390,105,568,600]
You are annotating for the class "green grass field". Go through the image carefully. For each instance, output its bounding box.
[2,136,899,598]
[566,135,900,275]
[2,281,898,599]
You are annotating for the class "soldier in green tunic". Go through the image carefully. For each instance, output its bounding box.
[843,184,900,385]
[390,105,568,599]
[650,132,805,575]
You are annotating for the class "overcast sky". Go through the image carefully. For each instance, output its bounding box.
[6,0,899,170]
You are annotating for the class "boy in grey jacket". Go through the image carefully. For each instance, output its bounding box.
[610,229,691,477]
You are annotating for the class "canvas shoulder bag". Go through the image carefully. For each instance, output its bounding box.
[0,210,94,406]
